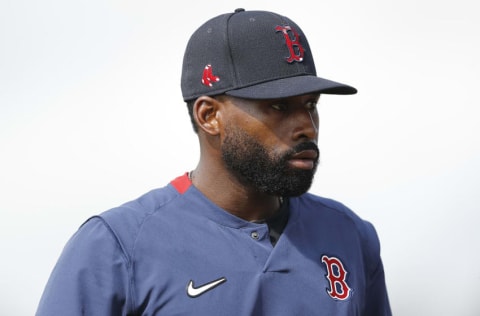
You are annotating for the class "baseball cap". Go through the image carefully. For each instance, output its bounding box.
[181,8,357,101]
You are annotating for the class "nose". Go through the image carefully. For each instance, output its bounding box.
[292,108,318,141]
[308,111,319,134]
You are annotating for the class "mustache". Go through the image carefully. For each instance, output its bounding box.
[284,141,319,160]
[293,141,319,154]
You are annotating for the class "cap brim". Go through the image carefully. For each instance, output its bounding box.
[225,75,357,99]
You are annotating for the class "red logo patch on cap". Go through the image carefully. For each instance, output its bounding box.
[275,25,304,63]
[201,64,220,87]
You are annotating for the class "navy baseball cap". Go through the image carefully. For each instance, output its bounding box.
[181,8,357,101]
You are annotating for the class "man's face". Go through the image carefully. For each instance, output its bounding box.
[220,94,320,197]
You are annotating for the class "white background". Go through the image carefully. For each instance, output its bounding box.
[1,0,479,315]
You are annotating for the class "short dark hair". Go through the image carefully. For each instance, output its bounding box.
[186,100,199,133]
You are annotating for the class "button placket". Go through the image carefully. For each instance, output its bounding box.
[247,225,268,242]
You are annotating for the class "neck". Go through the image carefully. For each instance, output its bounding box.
[190,165,282,222]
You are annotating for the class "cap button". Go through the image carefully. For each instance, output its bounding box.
[234,8,245,13]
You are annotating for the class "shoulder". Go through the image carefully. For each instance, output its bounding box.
[292,193,382,266]
[292,193,366,225]
[78,179,187,258]
[99,183,180,226]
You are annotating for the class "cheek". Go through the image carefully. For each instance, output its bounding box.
[226,115,268,141]
[223,108,291,152]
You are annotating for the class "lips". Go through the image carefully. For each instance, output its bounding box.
[288,149,319,170]
[291,149,318,160]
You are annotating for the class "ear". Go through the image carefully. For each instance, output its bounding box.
[193,96,221,136]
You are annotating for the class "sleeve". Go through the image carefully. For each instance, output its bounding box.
[361,221,392,316]
[36,217,133,316]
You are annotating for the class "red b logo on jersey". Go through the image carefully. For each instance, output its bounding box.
[321,255,351,300]
[275,25,305,63]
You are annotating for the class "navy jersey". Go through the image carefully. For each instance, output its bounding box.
[36,173,391,315]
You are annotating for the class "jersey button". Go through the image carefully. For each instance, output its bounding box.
[250,231,259,240]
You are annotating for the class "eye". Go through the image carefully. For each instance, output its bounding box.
[271,103,288,111]
[305,100,318,111]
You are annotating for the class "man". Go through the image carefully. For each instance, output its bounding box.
[37,8,391,315]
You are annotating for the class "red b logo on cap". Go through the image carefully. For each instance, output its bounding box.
[275,25,304,63]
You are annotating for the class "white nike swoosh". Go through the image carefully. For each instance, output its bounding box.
[186,277,227,298]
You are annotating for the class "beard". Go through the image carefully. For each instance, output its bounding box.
[221,126,319,197]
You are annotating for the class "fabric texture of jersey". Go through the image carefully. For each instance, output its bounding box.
[36,173,391,315]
